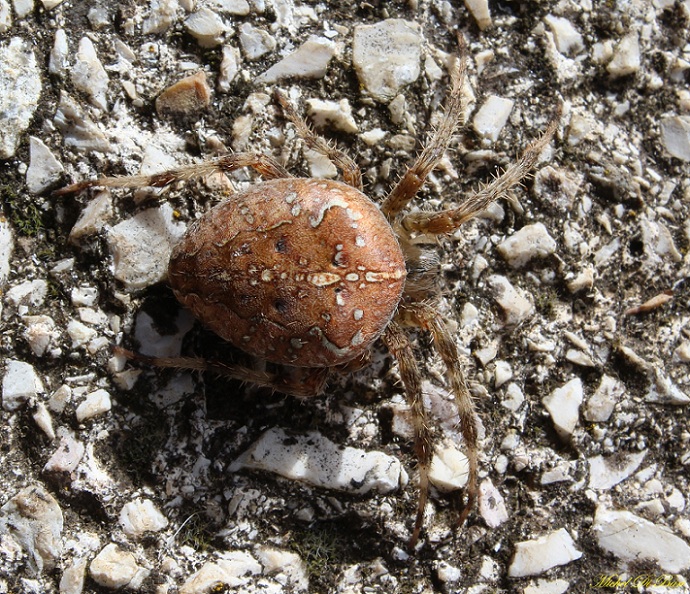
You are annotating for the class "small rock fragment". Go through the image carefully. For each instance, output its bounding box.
[119,499,168,537]
[584,374,623,422]
[66,319,97,348]
[143,0,180,35]
[229,427,407,495]
[107,203,186,291]
[0,485,63,576]
[429,442,469,492]
[593,506,690,573]
[75,389,112,422]
[43,429,85,473]
[218,44,240,91]
[179,552,262,593]
[479,479,509,528]
[89,543,150,589]
[588,450,647,490]
[6,279,48,309]
[607,33,640,78]
[239,22,276,60]
[544,15,584,56]
[646,367,690,405]
[185,7,227,47]
[464,0,491,30]
[258,36,336,84]
[473,95,514,142]
[497,223,557,268]
[307,98,358,134]
[542,377,583,440]
[54,92,112,153]
[59,558,88,594]
[352,19,422,102]
[41,0,65,8]
[487,275,534,325]
[0,37,42,158]
[71,37,109,111]
[660,116,690,162]
[32,402,55,440]
[2,360,44,411]
[255,546,308,592]
[49,28,68,76]
[26,137,64,194]
[509,528,582,577]
[22,315,59,357]
[155,71,212,117]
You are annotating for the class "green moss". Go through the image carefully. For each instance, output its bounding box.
[1,184,46,237]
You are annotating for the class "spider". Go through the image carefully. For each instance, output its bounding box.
[56,38,559,548]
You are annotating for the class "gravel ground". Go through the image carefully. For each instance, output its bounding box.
[1,0,690,593]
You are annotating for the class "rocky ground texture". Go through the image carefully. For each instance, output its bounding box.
[1,0,690,592]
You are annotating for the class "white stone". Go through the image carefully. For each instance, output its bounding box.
[143,0,180,35]
[524,579,570,594]
[352,19,422,102]
[255,546,308,592]
[0,217,12,288]
[71,37,109,111]
[0,485,63,576]
[494,360,512,388]
[544,15,584,56]
[75,389,112,422]
[660,116,690,161]
[119,499,168,537]
[497,223,557,268]
[640,215,682,265]
[645,367,690,405]
[0,0,10,32]
[32,402,55,440]
[54,92,111,153]
[464,0,491,30]
[71,286,98,307]
[6,279,47,309]
[429,442,469,492]
[48,28,68,76]
[508,528,582,577]
[542,377,583,440]
[473,95,514,142]
[307,98,358,134]
[208,0,250,14]
[229,427,407,495]
[179,552,262,593]
[588,450,646,490]
[107,203,186,291]
[304,147,337,179]
[22,315,59,357]
[258,36,336,84]
[218,44,240,91]
[89,543,150,589]
[486,275,534,326]
[134,308,195,358]
[479,479,508,528]
[59,558,88,594]
[607,33,640,78]
[43,429,84,473]
[0,37,42,158]
[26,137,64,194]
[593,505,690,573]
[48,384,71,414]
[41,0,65,8]
[185,7,227,47]
[501,382,525,412]
[2,360,44,411]
[239,22,276,60]
[584,374,623,422]
[66,319,97,348]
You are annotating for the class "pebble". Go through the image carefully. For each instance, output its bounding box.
[464,0,491,30]
[593,505,690,573]
[494,360,512,388]
[607,33,640,78]
[155,71,212,117]
[478,479,509,528]
[43,429,85,473]
[119,499,168,538]
[71,37,109,111]
[532,166,581,212]
[584,374,624,422]
[640,215,682,265]
[66,319,97,349]
[54,91,112,153]
[142,0,180,35]
[0,37,41,158]
[542,377,583,441]
[89,543,150,589]
[508,528,582,577]
[587,450,646,490]
[185,7,227,47]
[0,485,63,576]
[75,388,112,422]
[255,546,308,592]
[472,95,514,142]
[6,279,48,311]
[179,551,262,593]
[239,22,276,60]
[26,137,64,194]
[645,367,690,405]
[501,382,525,412]
[229,427,407,495]
[429,442,469,492]
[22,314,59,357]
[257,36,336,84]
[543,15,584,56]
[48,28,68,76]
[59,558,88,594]
[218,44,240,91]
[352,19,422,102]
[210,0,250,15]
[496,223,557,268]
[32,402,55,440]
[106,203,186,291]
[306,98,358,134]
[523,579,570,594]
[660,116,690,161]
[2,359,44,411]
[486,275,534,326]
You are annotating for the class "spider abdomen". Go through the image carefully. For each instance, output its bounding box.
[169,177,407,367]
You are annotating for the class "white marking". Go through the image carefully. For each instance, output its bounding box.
[309,196,350,227]
[355,236,366,247]
[350,329,364,347]
[336,293,345,307]
[291,204,301,216]
[353,309,363,320]
[345,273,359,282]
[290,338,304,349]
[308,272,341,286]
[261,270,274,282]
[284,192,298,204]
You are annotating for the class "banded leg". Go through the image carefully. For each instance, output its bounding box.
[382,321,432,548]
[274,90,363,191]
[397,301,478,531]
[114,347,328,398]
[53,153,291,197]
[380,35,468,219]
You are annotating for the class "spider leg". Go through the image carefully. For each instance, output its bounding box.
[381,321,432,549]
[53,153,292,197]
[397,301,478,532]
[274,89,363,191]
[400,108,561,235]
[380,35,468,219]
[114,347,328,398]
